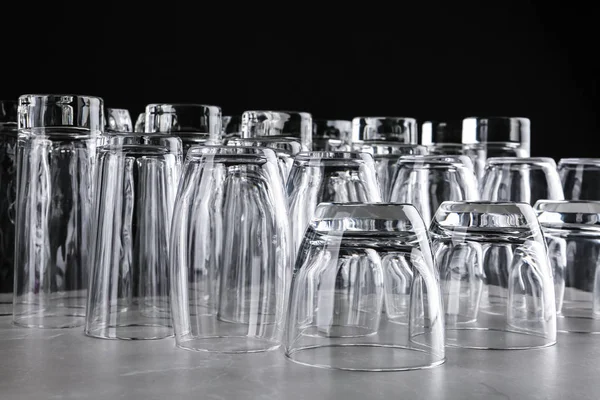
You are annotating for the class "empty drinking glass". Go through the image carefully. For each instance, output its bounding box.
[431,201,556,349]
[420,120,465,155]
[286,152,381,253]
[241,110,313,150]
[558,158,600,200]
[352,117,417,145]
[535,200,600,333]
[462,117,531,179]
[285,203,446,371]
[389,155,479,225]
[224,137,306,183]
[0,100,17,316]
[14,94,103,328]
[312,119,352,151]
[170,146,291,352]
[480,157,564,204]
[358,143,429,201]
[104,108,133,133]
[85,133,182,339]
[145,104,222,151]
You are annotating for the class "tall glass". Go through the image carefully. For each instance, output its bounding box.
[0,100,18,316]
[14,94,103,328]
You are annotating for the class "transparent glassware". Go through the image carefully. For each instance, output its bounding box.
[0,100,18,316]
[134,112,145,132]
[241,110,313,150]
[431,201,557,349]
[420,120,466,155]
[312,119,352,151]
[104,108,133,133]
[558,158,600,200]
[285,203,446,371]
[144,104,223,151]
[14,94,103,328]
[535,200,600,334]
[170,146,291,353]
[85,133,182,339]
[351,117,417,145]
[389,155,479,225]
[462,117,531,179]
[286,152,381,253]
[357,143,429,202]
[224,137,306,183]
[480,157,564,204]
[222,115,241,138]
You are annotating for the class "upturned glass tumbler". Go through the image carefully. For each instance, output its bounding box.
[134,113,145,132]
[389,155,479,225]
[222,115,241,138]
[351,117,418,144]
[558,158,600,200]
[104,108,133,133]
[285,203,446,371]
[420,120,465,155]
[170,147,291,352]
[224,137,306,183]
[535,200,600,333]
[241,110,313,150]
[0,100,18,316]
[85,134,182,339]
[312,119,352,151]
[358,143,429,201]
[431,201,557,349]
[145,104,223,151]
[480,157,564,204]
[14,94,103,328]
[286,152,381,253]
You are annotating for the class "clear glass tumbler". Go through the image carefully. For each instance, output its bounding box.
[389,155,479,225]
[535,200,600,333]
[85,133,182,339]
[462,117,531,179]
[312,119,352,151]
[134,112,145,132]
[104,108,133,133]
[145,104,223,151]
[480,157,564,204]
[558,158,600,200]
[286,152,381,253]
[351,117,417,145]
[14,94,103,328]
[285,203,446,371]
[420,120,465,155]
[358,143,429,202]
[224,137,306,183]
[241,110,313,150]
[431,201,557,349]
[0,100,18,316]
[170,147,291,353]
[222,115,241,138]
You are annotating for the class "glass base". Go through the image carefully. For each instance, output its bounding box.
[86,324,173,340]
[300,324,377,338]
[0,301,12,316]
[445,328,556,349]
[557,315,600,334]
[285,344,445,371]
[13,313,85,329]
[176,336,280,353]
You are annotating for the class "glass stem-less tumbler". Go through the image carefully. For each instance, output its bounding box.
[0,100,18,316]
[14,94,103,328]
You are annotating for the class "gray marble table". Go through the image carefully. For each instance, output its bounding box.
[0,316,597,400]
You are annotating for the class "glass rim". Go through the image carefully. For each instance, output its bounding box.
[558,158,600,166]
[294,151,373,161]
[398,154,471,165]
[486,157,556,166]
[242,110,312,118]
[187,144,278,159]
[352,116,417,123]
[145,103,221,113]
[312,202,427,230]
[18,93,103,106]
[534,199,600,215]
[435,200,536,216]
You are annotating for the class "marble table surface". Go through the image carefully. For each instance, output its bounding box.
[0,316,597,400]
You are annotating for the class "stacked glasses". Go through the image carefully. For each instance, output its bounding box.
[8,95,594,373]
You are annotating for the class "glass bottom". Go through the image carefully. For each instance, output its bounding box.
[13,313,85,329]
[301,324,377,338]
[445,328,556,349]
[285,344,445,371]
[86,324,173,340]
[0,301,12,316]
[557,315,600,334]
[176,336,281,353]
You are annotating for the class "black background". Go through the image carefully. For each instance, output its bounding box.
[2,2,597,160]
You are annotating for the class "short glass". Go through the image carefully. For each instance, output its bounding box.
[312,119,351,151]
[241,110,312,150]
[104,108,133,133]
[558,158,600,200]
[285,203,446,371]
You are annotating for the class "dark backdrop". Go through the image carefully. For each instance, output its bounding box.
[2,2,597,160]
